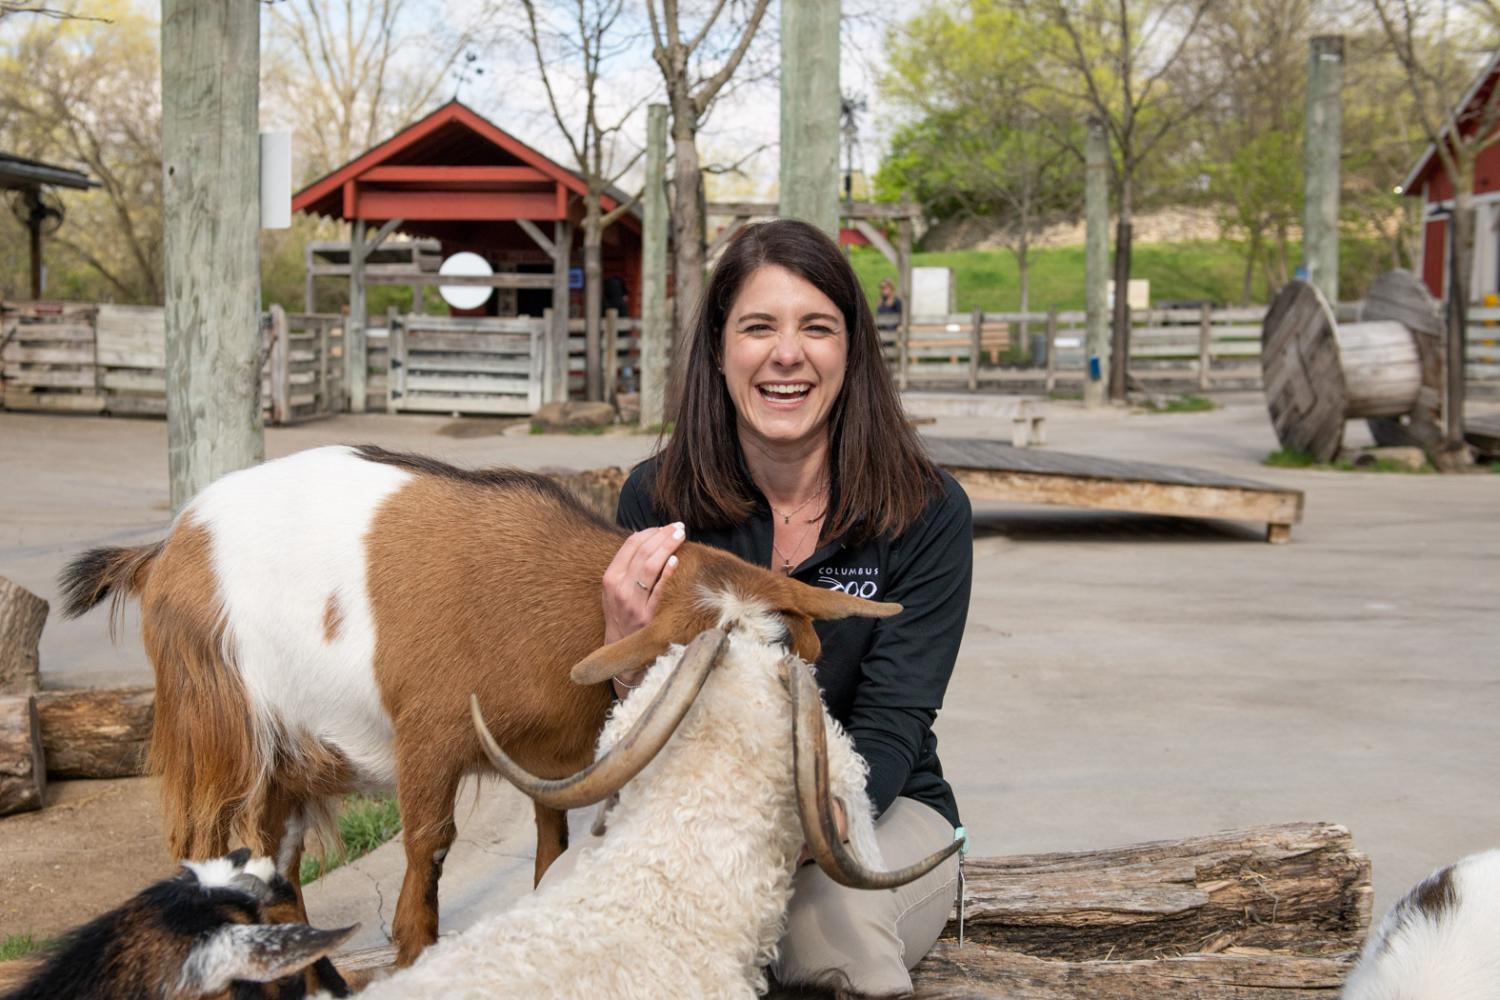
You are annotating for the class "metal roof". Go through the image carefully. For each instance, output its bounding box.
[0,152,98,192]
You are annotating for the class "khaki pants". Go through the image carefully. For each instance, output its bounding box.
[772,797,958,997]
[540,797,959,998]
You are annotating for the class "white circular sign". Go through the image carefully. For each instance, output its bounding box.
[438,252,494,310]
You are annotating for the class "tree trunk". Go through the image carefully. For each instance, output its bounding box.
[1110,176,1134,402]
[1445,173,1475,460]
[670,110,706,391]
[1017,247,1031,359]
[0,695,45,816]
[0,577,47,695]
[34,687,154,779]
[583,193,605,403]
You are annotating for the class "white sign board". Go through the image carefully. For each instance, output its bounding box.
[911,267,955,317]
[1107,279,1151,310]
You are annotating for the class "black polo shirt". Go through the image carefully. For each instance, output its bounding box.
[617,458,971,828]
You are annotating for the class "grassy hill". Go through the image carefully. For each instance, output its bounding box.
[849,236,1394,313]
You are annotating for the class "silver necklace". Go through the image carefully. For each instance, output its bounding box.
[768,483,827,525]
[771,513,823,574]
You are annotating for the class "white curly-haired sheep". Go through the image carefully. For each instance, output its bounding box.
[344,602,958,1000]
[1341,848,1500,1000]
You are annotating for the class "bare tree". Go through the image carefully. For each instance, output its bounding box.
[0,8,164,302]
[0,2,109,21]
[1021,0,1214,400]
[520,0,647,402]
[263,0,491,178]
[1370,0,1500,456]
[644,0,773,347]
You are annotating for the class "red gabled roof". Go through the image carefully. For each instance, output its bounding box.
[1403,48,1500,195]
[292,100,634,227]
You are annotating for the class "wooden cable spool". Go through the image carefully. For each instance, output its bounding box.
[1261,271,1443,463]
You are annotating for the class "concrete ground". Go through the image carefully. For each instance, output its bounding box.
[1,395,1496,947]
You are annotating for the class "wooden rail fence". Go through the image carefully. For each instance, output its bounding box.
[887,303,1500,395]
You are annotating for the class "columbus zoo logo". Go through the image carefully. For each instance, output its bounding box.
[816,565,880,599]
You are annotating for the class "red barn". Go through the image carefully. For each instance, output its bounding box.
[1403,49,1500,302]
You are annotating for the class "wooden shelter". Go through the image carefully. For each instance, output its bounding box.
[1402,49,1500,302]
[0,152,98,301]
[292,101,642,408]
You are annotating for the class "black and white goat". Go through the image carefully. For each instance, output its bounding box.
[0,850,355,1000]
[1342,848,1500,1000]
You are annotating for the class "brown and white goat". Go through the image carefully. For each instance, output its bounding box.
[59,444,896,966]
[0,850,355,1000]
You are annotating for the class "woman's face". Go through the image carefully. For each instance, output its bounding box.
[721,264,848,454]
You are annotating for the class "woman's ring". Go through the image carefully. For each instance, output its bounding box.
[634,579,650,591]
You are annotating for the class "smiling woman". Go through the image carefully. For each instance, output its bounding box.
[584,219,975,996]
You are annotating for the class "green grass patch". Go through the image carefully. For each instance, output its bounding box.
[1140,394,1217,414]
[300,794,402,885]
[1263,448,1432,473]
[530,421,609,435]
[847,235,1390,313]
[0,933,42,962]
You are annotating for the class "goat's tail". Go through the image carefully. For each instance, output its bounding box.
[58,541,164,637]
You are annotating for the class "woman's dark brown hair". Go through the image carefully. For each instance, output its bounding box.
[652,219,941,543]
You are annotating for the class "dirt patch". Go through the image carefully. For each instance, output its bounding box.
[0,777,171,941]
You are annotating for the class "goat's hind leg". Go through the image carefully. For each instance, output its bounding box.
[391,751,463,967]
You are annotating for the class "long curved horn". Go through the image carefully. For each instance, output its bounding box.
[471,627,728,810]
[788,656,962,889]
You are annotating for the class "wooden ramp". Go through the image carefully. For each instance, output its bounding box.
[1465,412,1500,458]
[925,437,1305,543]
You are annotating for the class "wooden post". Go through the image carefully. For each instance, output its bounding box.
[347,218,368,413]
[0,577,46,696]
[26,192,43,300]
[1045,307,1059,394]
[317,317,330,415]
[1198,302,1213,391]
[161,0,262,512]
[268,304,289,425]
[304,242,315,314]
[1303,35,1343,306]
[0,695,44,816]
[779,0,840,239]
[1084,117,1110,409]
[551,219,573,403]
[385,305,401,415]
[639,104,669,428]
[898,212,913,391]
[604,308,620,403]
[968,307,982,392]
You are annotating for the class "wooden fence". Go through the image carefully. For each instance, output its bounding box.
[0,301,342,423]
[889,303,1500,395]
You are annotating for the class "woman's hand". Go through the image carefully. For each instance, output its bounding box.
[601,523,685,695]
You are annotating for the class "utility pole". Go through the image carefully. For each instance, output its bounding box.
[1084,118,1110,409]
[1303,35,1343,305]
[640,104,669,429]
[779,0,840,239]
[161,0,262,512]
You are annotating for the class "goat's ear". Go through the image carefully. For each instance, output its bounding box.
[779,578,902,622]
[180,922,359,994]
[572,619,677,685]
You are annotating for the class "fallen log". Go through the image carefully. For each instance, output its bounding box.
[940,822,1370,960]
[0,695,46,815]
[34,686,154,779]
[910,944,1354,999]
[0,576,47,695]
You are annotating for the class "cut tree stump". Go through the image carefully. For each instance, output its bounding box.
[0,695,46,815]
[332,822,1371,999]
[35,686,154,779]
[0,576,48,695]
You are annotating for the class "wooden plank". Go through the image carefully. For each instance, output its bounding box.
[405,332,536,354]
[404,374,532,394]
[395,394,533,415]
[7,323,95,343]
[2,343,93,365]
[2,389,105,413]
[5,367,95,389]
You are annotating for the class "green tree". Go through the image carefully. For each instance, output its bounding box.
[879,0,1081,322]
